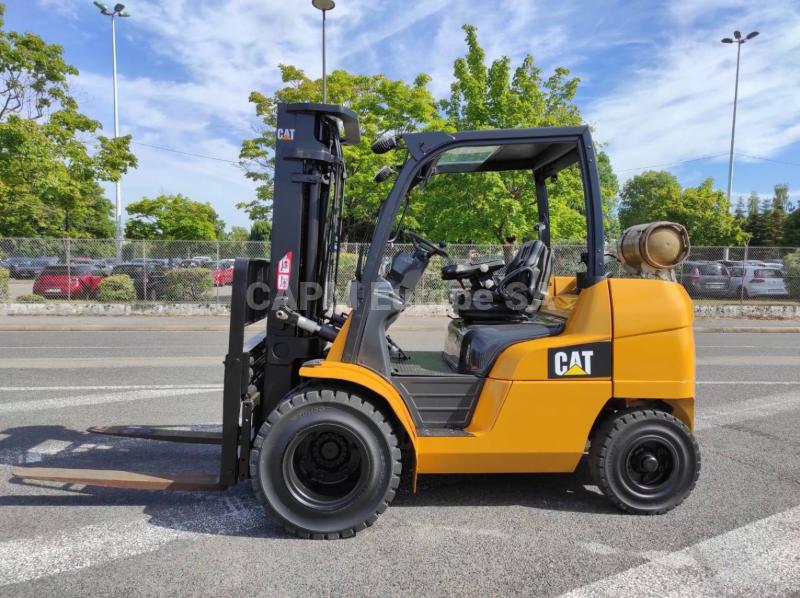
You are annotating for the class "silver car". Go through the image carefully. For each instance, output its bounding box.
[728,265,789,299]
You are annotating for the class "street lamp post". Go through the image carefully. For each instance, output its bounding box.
[721,30,759,202]
[311,0,335,103]
[94,2,130,257]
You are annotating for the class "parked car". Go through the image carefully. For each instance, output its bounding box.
[679,261,732,298]
[210,260,234,286]
[728,266,789,299]
[8,257,60,279]
[111,263,167,300]
[33,264,106,299]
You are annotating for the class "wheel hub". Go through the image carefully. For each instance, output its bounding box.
[639,452,659,472]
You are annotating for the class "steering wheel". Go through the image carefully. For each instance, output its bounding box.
[406,231,449,259]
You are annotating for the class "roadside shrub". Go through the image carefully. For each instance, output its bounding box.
[784,250,800,299]
[165,268,213,301]
[0,268,8,301]
[95,275,137,302]
[17,294,47,303]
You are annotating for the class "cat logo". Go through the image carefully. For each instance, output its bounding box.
[548,342,611,379]
[276,128,295,141]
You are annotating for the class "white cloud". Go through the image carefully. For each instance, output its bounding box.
[586,1,800,180]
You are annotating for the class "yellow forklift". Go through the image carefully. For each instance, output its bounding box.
[13,103,699,539]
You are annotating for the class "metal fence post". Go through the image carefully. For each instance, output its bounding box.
[740,240,749,304]
[142,240,148,302]
[215,241,220,307]
[65,238,71,302]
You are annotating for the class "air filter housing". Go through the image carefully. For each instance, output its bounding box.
[617,221,690,280]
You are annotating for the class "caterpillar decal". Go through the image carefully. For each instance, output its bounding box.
[548,342,612,378]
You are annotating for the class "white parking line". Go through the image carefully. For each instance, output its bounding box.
[698,381,799,385]
[560,504,800,597]
[0,385,222,392]
[0,497,265,587]
[0,388,217,414]
[696,389,800,430]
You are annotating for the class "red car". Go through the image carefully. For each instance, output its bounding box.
[211,260,235,286]
[33,264,106,299]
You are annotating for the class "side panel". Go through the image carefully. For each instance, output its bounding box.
[609,278,696,401]
[418,380,611,473]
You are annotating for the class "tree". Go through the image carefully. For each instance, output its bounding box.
[249,220,271,241]
[125,194,224,240]
[619,171,745,245]
[734,196,746,220]
[671,179,745,245]
[618,171,682,230]
[784,208,800,247]
[226,226,250,242]
[0,4,136,238]
[416,25,619,244]
[240,65,443,239]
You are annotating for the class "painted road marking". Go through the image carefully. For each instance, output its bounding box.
[696,389,800,430]
[0,388,217,414]
[697,381,799,385]
[0,496,266,587]
[0,385,222,392]
[560,504,800,597]
[697,355,800,366]
[0,356,222,369]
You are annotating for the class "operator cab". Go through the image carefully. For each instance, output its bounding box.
[344,129,603,431]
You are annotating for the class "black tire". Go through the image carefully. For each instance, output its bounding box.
[250,386,401,539]
[589,408,700,515]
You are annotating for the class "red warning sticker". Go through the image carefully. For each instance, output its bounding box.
[277,251,292,290]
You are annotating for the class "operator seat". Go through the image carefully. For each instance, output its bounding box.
[451,240,553,323]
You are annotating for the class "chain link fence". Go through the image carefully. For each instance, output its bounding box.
[0,238,798,306]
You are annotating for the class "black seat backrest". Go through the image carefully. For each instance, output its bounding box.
[497,240,552,313]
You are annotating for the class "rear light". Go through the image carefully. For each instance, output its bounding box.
[688,267,700,280]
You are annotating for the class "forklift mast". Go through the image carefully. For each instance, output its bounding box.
[262,103,360,417]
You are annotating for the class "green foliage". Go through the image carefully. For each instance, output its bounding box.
[784,250,800,298]
[94,275,136,302]
[0,267,8,301]
[164,268,213,301]
[249,220,272,241]
[784,206,800,247]
[417,25,618,244]
[619,171,745,245]
[744,184,793,246]
[241,66,443,239]
[16,294,46,303]
[227,226,250,242]
[125,194,224,241]
[0,6,136,237]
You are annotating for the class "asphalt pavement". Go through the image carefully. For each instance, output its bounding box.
[0,327,798,596]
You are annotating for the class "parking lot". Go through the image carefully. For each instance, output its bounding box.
[0,325,799,596]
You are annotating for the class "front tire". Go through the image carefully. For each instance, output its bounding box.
[589,408,700,514]
[250,386,401,539]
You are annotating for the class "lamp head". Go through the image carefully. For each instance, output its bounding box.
[733,30,742,39]
[746,31,759,40]
[312,0,336,10]
[721,37,734,43]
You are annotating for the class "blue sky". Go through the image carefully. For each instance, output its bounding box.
[7,0,800,230]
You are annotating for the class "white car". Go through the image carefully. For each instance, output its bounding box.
[728,265,789,298]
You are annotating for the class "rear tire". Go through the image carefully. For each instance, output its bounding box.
[589,408,700,514]
[250,386,401,539]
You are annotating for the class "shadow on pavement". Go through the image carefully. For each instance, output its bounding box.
[1,424,614,540]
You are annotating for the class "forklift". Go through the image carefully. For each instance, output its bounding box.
[13,103,699,539]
